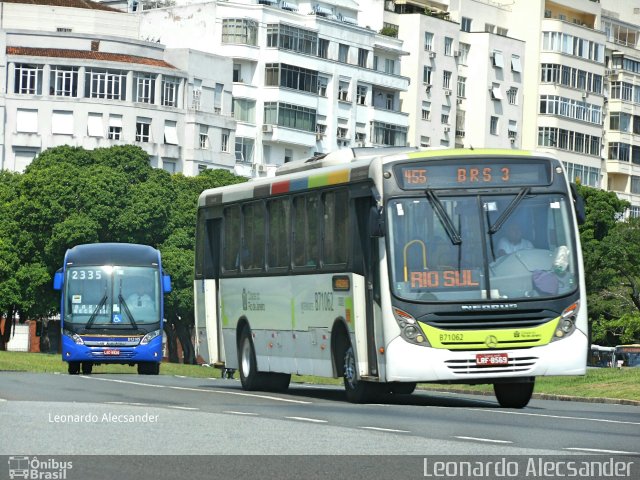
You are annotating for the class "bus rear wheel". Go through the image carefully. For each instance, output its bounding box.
[389,382,417,395]
[238,327,268,391]
[343,344,378,403]
[81,362,93,375]
[494,380,534,408]
[68,361,80,375]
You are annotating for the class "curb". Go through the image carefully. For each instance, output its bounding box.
[420,387,640,406]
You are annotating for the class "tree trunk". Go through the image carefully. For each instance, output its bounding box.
[163,319,179,363]
[175,319,195,365]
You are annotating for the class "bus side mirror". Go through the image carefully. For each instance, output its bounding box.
[162,274,172,293]
[570,183,586,225]
[369,206,385,237]
[53,270,63,291]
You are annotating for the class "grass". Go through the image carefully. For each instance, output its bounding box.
[1,351,639,402]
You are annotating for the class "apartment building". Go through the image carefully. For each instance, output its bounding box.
[0,0,235,175]
[136,0,411,177]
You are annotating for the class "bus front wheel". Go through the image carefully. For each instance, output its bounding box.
[494,380,534,408]
[68,361,80,375]
[138,362,159,375]
[238,327,267,391]
[81,362,93,375]
[343,344,378,403]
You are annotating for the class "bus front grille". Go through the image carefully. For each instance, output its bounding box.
[420,309,556,330]
[90,350,136,359]
[444,356,538,375]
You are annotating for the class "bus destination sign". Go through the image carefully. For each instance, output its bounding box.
[395,160,551,190]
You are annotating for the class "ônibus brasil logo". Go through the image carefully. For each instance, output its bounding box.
[8,456,72,479]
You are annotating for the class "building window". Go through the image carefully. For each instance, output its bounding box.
[108,115,122,140]
[338,81,349,101]
[336,127,348,140]
[444,37,453,56]
[87,113,103,137]
[443,71,452,89]
[491,84,503,100]
[441,112,449,124]
[507,87,518,105]
[423,66,432,85]
[457,76,466,98]
[371,121,407,146]
[461,17,472,32]
[384,59,395,74]
[356,85,367,105]
[134,73,155,104]
[458,43,470,65]
[235,137,254,163]
[263,101,317,132]
[267,23,318,55]
[233,98,256,123]
[199,125,209,149]
[358,48,369,68]
[338,44,349,63]
[16,109,38,133]
[317,76,328,97]
[136,118,151,142]
[15,64,43,95]
[162,76,180,107]
[222,18,258,46]
[164,120,178,145]
[424,32,434,51]
[318,38,329,59]
[421,101,431,121]
[508,120,518,140]
[511,55,522,73]
[490,116,499,135]
[264,63,318,93]
[50,67,78,97]
[492,50,504,68]
[420,136,431,147]
[85,69,126,100]
[221,130,230,152]
[51,111,74,135]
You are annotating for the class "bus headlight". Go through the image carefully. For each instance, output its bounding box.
[552,301,579,341]
[140,329,161,345]
[392,307,429,346]
[63,329,84,345]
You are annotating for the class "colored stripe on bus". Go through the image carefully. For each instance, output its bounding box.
[272,180,290,195]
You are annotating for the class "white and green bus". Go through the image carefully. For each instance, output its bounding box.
[194,148,587,408]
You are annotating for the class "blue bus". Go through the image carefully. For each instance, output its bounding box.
[53,243,171,375]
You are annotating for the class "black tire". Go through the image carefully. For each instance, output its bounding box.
[343,344,378,403]
[238,327,267,390]
[267,372,291,392]
[390,382,417,395]
[494,381,534,408]
[68,361,80,375]
[81,362,93,375]
[138,362,159,375]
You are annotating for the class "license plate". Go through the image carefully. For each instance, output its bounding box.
[476,353,508,366]
[103,349,120,356]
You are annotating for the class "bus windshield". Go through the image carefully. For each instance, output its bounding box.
[388,191,578,302]
[64,266,160,329]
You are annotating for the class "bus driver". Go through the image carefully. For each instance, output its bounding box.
[497,223,533,257]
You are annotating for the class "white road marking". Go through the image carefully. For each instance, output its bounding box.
[360,426,410,433]
[82,376,312,404]
[224,411,258,416]
[564,447,640,455]
[167,405,199,411]
[285,416,328,423]
[455,436,513,444]
[467,408,640,426]
[174,375,187,379]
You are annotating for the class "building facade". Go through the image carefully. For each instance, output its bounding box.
[0,0,236,175]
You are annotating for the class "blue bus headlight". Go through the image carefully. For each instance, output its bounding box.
[63,329,84,345]
[140,329,161,345]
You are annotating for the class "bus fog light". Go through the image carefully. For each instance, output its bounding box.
[404,326,418,338]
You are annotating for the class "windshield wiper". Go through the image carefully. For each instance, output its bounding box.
[425,189,461,245]
[85,293,108,330]
[118,294,138,330]
[489,187,530,235]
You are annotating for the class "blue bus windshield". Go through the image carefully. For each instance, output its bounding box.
[64,266,160,328]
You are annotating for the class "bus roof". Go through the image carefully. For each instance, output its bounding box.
[64,243,161,268]
[198,147,549,208]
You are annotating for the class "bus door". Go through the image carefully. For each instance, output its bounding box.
[355,196,380,378]
[195,216,224,366]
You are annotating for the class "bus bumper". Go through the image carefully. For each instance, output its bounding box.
[61,335,162,364]
[384,329,587,382]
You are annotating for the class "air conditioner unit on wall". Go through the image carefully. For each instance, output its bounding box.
[453,50,460,57]
[262,124,273,133]
[429,51,436,59]
[444,89,452,96]
[444,126,450,133]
